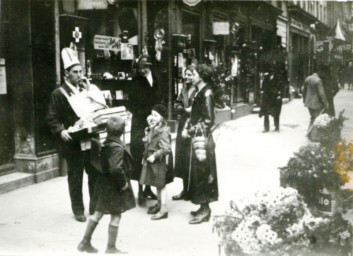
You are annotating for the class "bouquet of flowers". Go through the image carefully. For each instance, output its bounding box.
[214,188,331,256]
[213,187,353,256]
[309,110,346,146]
[313,113,332,128]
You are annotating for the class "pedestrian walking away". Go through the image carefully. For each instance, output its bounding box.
[182,64,219,224]
[302,65,329,138]
[46,47,106,222]
[139,104,172,220]
[321,64,339,117]
[77,116,136,254]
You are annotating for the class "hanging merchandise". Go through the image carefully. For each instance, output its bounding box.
[121,43,134,60]
[154,28,165,62]
[231,55,238,77]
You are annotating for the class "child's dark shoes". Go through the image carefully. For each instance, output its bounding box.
[77,240,98,253]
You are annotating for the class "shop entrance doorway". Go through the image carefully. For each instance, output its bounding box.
[182,10,200,62]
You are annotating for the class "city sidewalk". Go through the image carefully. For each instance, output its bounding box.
[0,91,351,256]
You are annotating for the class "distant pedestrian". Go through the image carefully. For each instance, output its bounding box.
[303,67,329,133]
[321,64,339,116]
[139,104,172,220]
[259,62,284,132]
[182,64,218,224]
[77,116,135,254]
[338,65,345,90]
[172,66,197,201]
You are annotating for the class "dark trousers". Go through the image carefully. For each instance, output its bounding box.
[264,114,280,131]
[66,150,98,215]
[308,108,322,130]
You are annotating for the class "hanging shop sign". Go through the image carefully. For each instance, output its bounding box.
[182,0,201,7]
[213,22,230,35]
[93,35,120,51]
[77,0,107,10]
[291,18,310,35]
[0,59,7,95]
[72,27,82,43]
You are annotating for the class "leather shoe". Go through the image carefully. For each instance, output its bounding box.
[151,211,168,220]
[189,210,211,224]
[172,191,187,201]
[137,192,146,206]
[190,206,202,216]
[144,189,157,200]
[77,240,98,253]
[147,204,160,214]
[74,214,86,222]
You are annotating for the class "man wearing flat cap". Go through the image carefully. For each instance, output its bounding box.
[128,54,163,205]
[47,47,105,222]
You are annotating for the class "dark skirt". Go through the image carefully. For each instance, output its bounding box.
[174,116,192,179]
[130,118,146,181]
[187,135,218,205]
[92,174,136,215]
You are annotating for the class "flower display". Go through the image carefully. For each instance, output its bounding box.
[211,63,234,108]
[213,187,353,256]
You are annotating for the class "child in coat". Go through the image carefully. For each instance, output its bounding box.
[77,116,136,254]
[139,104,171,220]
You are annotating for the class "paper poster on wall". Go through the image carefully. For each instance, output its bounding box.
[94,35,120,52]
[0,59,7,95]
[213,22,230,35]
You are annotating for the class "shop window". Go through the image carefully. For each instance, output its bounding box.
[79,6,138,80]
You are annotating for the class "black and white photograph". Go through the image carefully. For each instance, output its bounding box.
[0,0,353,256]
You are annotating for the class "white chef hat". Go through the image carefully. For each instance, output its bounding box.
[61,47,81,70]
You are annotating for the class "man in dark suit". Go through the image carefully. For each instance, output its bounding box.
[321,64,339,116]
[259,62,285,133]
[46,48,102,222]
[303,67,329,132]
[128,54,162,205]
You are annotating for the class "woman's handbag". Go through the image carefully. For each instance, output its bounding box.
[192,124,207,162]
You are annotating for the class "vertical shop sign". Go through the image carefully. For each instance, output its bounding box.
[213,22,230,35]
[0,59,7,95]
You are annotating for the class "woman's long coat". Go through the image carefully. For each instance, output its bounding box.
[259,73,283,118]
[185,85,218,205]
[174,84,196,179]
[128,72,161,180]
[139,124,172,188]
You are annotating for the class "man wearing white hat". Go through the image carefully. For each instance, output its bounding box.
[47,47,104,222]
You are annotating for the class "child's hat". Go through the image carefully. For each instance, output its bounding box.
[152,104,168,119]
